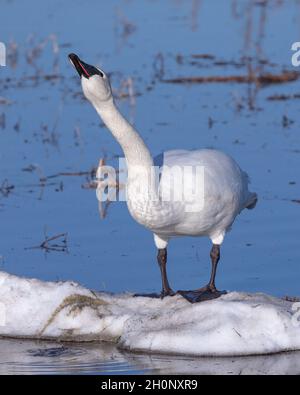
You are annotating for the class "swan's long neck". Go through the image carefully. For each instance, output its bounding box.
[92,97,180,228]
[94,98,157,214]
[94,98,153,169]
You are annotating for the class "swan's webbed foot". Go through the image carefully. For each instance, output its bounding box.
[177,244,226,303]
[134,288,176,299]
[160,288,176,299]
[133,292,161,299]
[177,285,227,304]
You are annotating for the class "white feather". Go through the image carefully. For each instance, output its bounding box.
[81,73,257,250]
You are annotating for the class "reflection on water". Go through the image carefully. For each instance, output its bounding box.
[0,339,136,375]
[0,339,300,375]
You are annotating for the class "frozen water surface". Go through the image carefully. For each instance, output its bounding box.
[0,271,300,362]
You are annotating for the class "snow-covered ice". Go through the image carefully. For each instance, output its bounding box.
[0,271,300,357]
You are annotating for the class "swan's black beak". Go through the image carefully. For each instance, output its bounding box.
[68,53,103,79]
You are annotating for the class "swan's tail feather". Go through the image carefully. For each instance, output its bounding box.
[242,171,257,210]
[245,193,258,210]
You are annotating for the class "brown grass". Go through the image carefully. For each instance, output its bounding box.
[163,71,299,85]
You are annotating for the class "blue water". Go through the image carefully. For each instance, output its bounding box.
[0,338,299,375]
[0,0,300,374]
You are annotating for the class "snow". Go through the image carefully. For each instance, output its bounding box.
[0,271,300,357]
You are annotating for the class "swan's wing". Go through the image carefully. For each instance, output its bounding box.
[155,149,256,213]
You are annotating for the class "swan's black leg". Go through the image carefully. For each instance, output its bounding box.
[208,244,220,292]
[157,248,175,298]
[134,248,175,299]
[177,244,226,303]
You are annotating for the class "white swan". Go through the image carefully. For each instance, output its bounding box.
[69,53,257,303]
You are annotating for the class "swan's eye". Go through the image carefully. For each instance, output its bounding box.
[98,69,105,78]
[96,68,104,78]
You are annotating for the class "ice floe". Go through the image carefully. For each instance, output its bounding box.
[0,271,300,357]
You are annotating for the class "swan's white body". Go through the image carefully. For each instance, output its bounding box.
[84,81,257,250]
[137,149,257,248]
[69,54,257,299]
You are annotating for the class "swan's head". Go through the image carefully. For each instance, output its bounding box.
[68,53,112,103]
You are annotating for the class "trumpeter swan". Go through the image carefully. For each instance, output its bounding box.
[69,53,257,303]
